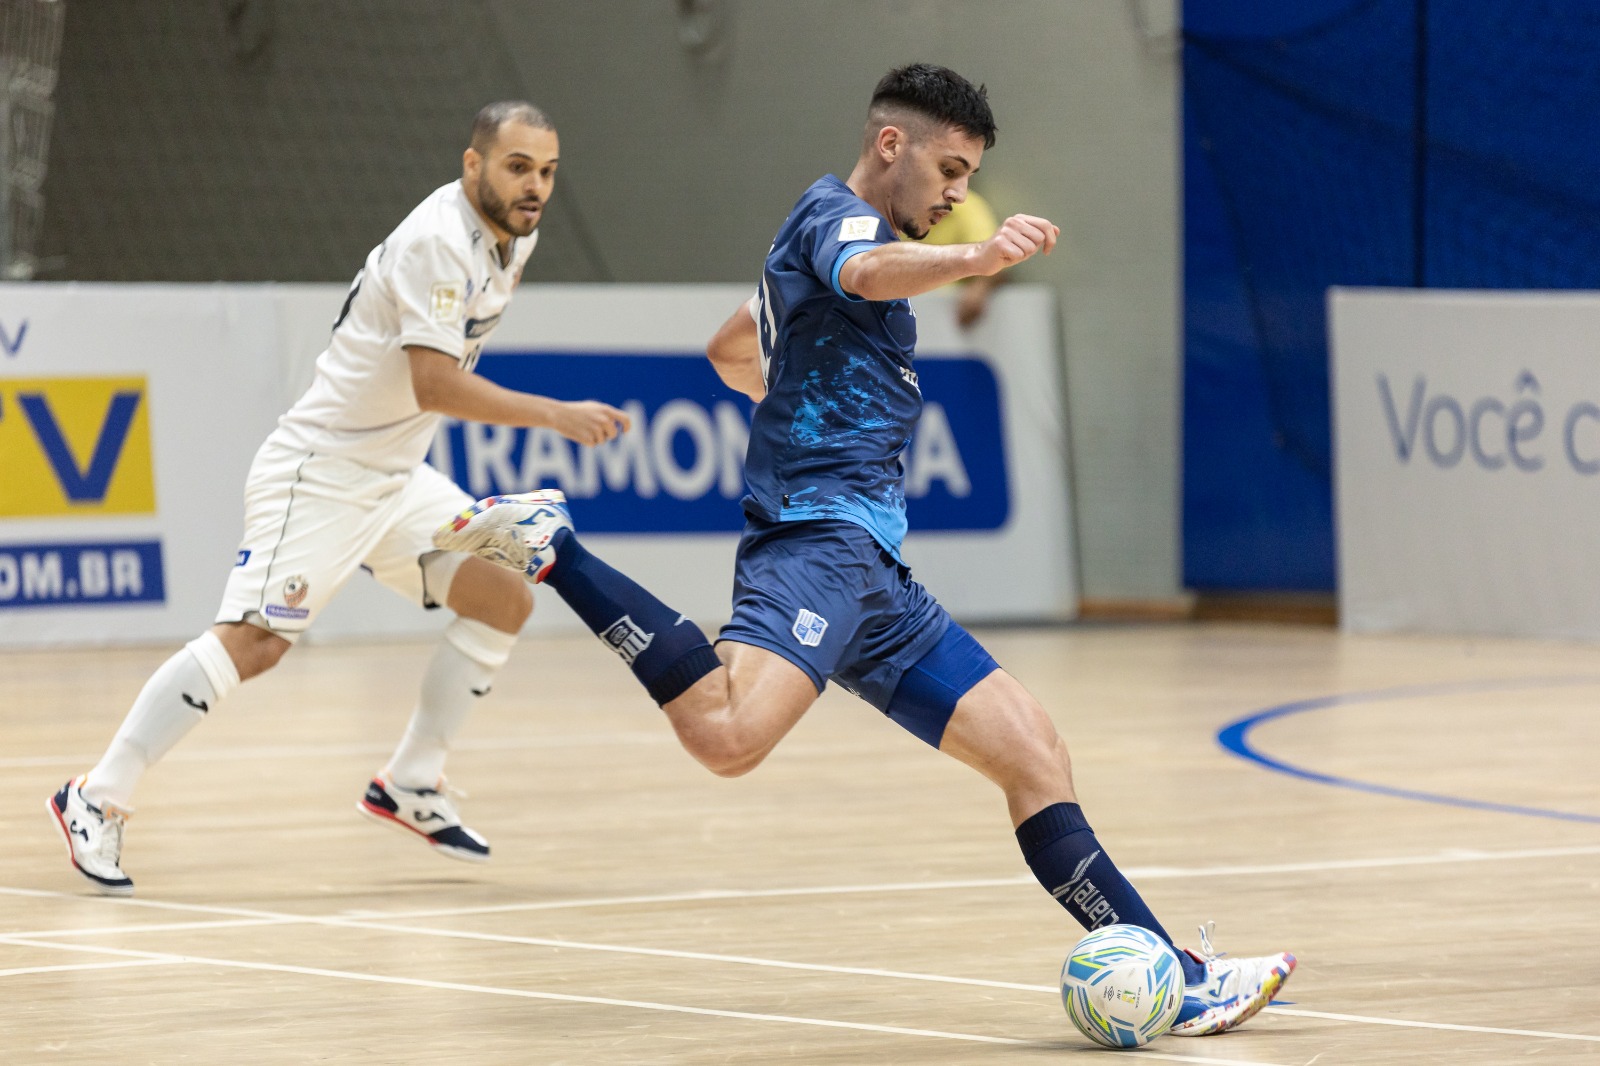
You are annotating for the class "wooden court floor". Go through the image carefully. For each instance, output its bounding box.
[3,621,1598,1064]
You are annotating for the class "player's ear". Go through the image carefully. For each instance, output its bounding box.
[875,124,903,163]
[462,146,482,180]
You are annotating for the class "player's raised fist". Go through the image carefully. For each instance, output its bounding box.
[981,214,1060,273]
[557,400,632,446]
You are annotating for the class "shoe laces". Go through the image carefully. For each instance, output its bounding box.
[1191,921,1276,999]
[407,778,466,819]
[94,808,127,865]
[429,779,467,802]
[1191,920,1245,993]
[1194,920,1226,963]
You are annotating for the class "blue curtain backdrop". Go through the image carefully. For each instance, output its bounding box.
[1181,0,1600,591]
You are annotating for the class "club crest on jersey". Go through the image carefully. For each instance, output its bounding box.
[837,215,879,242]
[792,609,828,647]
[282,574,309,608]
[429,281,464,323]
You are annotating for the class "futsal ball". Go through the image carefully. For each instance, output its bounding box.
[1060,924,1186,1049]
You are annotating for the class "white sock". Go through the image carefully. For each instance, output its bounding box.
[82,631,242,809]
[384,618,516,789]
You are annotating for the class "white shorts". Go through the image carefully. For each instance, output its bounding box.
[216,439,474,640]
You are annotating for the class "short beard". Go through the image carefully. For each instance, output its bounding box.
[896,213,927,241]
[477,174,537,237]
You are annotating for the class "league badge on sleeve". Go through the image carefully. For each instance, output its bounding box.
[429,281,465,323]
[837,216,879,242]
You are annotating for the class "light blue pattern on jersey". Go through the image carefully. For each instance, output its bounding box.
[745,175,923,562]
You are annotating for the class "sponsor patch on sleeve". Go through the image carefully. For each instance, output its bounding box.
[837,215,880,242]
[429,281,465,323]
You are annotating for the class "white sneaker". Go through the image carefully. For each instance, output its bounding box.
[1168,923,1296,1036]
[47,777,134,896]
[356,772,490,863]
[433,490,571,583]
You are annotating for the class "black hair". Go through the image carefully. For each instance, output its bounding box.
[469,101,555,153]
[869,63,996,149]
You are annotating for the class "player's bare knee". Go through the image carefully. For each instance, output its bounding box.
[486,571,533,630]
[448,557,532,632]
[212,622,289,681]
[979,703,1071,794]
[1004,732,1074,797]
[1052,733,1074,773]
[240,638,289,680]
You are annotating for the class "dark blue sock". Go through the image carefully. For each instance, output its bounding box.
[542,529,721,705]
[1016,802,1205,985]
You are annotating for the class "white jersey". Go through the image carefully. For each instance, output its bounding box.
[272,180,537,472]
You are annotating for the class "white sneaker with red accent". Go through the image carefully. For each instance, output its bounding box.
[47,777,134,896]
[432,490,571,583]
[357,772,490,863]
[1168,923,1296,1036]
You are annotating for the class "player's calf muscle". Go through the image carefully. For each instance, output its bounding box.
[679,724,775,778]
[660,672,805,777]
[662,680,753,775]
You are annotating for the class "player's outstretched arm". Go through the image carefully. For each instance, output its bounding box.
[707,299,766,401]
[407,346,630,446]
[839,214,1059,302]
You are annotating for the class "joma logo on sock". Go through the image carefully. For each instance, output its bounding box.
[601,615,654,665]
[1049,850,1120,928]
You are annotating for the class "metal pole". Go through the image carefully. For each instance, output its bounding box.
[0,54,13,277]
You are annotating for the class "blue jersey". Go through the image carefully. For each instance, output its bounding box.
[745,175,922,563]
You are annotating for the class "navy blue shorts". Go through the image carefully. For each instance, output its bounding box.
[719,517,998,745]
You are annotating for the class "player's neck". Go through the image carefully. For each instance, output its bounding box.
[479,225,514,267]
[844,164,891,225]
[461,185,516,265]
[477,219,515,266]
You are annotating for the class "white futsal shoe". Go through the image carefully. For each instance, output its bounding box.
[433,490,572,583]
[1168,923,1296,1037]
[47,777,134,896]
[357,772,491,863]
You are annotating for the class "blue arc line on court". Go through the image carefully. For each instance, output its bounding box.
[1217,677,1600,825]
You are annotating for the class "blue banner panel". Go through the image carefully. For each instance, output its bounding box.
[0,539,166,608]
[1182,0,1600,592]
[430,351,1010,535]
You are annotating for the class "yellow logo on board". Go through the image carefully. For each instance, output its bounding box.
[0,376,156,517]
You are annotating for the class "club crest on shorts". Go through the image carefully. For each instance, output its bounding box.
[600,615,654,665]
[792,608,828,647]
[282,575,309,608]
